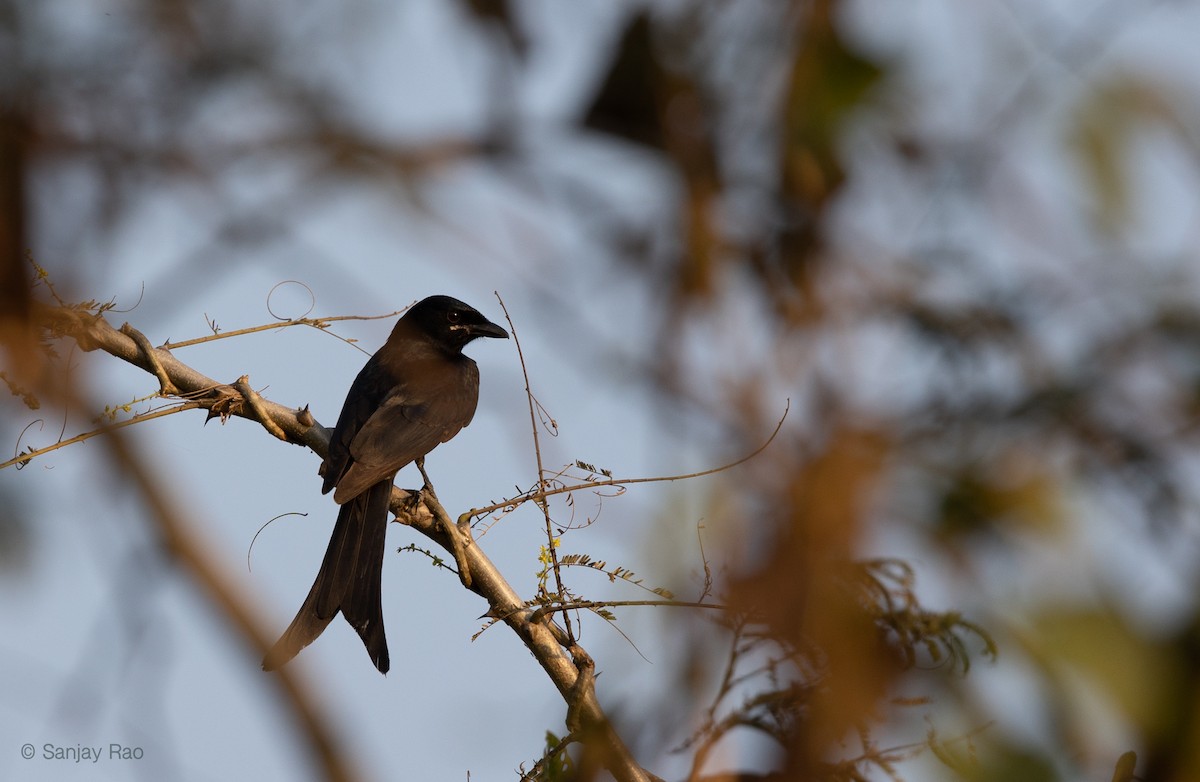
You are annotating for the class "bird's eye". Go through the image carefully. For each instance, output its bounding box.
[447,310,461,324]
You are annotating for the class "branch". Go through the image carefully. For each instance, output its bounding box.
[392,492,651,782]
[97,411,357,782]
[161,307,409,351]
[34,302,326,452]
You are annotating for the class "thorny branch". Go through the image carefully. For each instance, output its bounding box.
[28,302,327,453]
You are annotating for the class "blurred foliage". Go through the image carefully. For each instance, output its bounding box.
[523,732,579,782]
[1071,75,1187,235]
[573,2,1200,781]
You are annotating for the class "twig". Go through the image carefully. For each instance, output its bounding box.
[519,732,579,782]
[495,292,576,644]
[2,402,202,470]
[684,615,749,780]
[465,398,790,521]
[526,599,728,624]
[162,310,408,352]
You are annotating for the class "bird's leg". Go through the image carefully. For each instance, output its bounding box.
[416,456,438,500]
[415,457,473,588]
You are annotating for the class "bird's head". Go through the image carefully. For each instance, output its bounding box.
[404,295,509,351]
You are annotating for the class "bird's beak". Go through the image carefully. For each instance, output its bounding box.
[470,320,509,340]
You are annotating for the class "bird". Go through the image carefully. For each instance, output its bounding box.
[263,295,509,674]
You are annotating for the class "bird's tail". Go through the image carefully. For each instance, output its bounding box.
[262,478,393,674]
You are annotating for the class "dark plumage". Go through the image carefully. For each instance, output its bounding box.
[263,295,508,674]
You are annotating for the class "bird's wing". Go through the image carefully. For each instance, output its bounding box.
[322,357,393,496]
[332,361,480,503]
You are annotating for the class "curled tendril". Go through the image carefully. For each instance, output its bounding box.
[108,282,145,314]
[266,280,316,322]
[246,511,309,573]
[13,419,46,470]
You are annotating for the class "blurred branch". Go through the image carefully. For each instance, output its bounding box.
[1110,751,1137,782]
[95,402,357,782]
